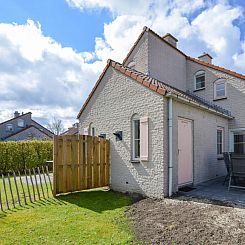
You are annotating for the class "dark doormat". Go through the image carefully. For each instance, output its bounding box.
[179,186,196,192]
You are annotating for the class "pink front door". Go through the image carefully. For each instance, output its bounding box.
[178,118,193,186]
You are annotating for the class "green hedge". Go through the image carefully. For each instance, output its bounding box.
[0,140,53,173]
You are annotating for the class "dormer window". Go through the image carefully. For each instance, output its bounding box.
[194,70,205,90]
[214,79,226,100]
[6,124,13,132]
[17,119,24,127]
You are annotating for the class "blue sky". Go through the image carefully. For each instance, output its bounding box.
[0,0,244,128]
[0,0,112,52]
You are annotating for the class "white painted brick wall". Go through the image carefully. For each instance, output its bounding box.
[186,60,245,129]
[79,67,168,198]
[172,101,229,191]
[148,31,187,91]
[124,32,148,75]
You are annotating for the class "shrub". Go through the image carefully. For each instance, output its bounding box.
[0,140,53,173]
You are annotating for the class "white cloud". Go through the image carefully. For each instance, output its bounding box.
[66,0,152,15]
[191,3,243,68]
[0,20,103,129]
[67,0,245,74]
[1,0,245,129]
[233,39,245,69]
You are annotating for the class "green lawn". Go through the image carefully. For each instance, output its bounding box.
[0,189,137,244]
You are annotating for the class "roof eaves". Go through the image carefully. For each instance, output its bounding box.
[77,59,232,120]
[166,92,233,119]
[77,59,167,119]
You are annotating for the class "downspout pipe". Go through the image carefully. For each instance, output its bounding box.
[167,93,173,197]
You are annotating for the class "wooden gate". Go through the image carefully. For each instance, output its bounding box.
[53,135,110,195]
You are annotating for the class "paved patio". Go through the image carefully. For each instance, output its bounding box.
[178,177,245,206]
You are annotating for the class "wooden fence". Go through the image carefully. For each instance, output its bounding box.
[53,135,110,195]
[0,166,53,211]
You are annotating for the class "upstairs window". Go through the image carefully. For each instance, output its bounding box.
[194,70,205,90]
[17,119,24,127]
[6,124,13,132]
[214,79,226,100]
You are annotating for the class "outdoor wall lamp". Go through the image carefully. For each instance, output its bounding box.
[113,131,122,141]
[98,134,106,139]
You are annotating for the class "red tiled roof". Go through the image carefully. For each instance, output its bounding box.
[77,60,232,119]
[123,26,245,81]
[187,56,245,80]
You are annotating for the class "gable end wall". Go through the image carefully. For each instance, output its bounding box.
[79,67,168,198]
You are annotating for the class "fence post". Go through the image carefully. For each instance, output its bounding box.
[53,136,57,196]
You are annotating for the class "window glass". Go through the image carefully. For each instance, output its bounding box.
[215,80,226,98]
[217,129,223,155]
[92,127,95,136]
[6,124,13,131]
[17,119,24,127]
[132,115,140,160]
[234,133,245,154]
[195,71,205,90]
[134,119,140,159]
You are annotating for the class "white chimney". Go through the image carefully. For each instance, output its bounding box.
[14,111,20,118]
[198,53,213,64]
[162,33,178,47]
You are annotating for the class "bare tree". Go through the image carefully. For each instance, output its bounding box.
[47,117,65,135]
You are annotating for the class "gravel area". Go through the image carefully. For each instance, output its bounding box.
[127,197,245,244]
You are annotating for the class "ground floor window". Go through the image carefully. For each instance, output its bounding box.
[234,132,245,154]
[217,127,224,155]
[132,115,140,160]
[229,129,245,154]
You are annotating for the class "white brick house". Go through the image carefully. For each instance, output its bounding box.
[77,27,245,198]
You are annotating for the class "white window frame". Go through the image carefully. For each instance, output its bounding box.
[17,119,24,127]
[217,127,224,157]
[229,128,245,153]
[132,115,140,161]
[6,123,13,132]
[194,70,205,91]
[214,79,226,100]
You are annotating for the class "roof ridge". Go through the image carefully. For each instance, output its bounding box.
[122,26,244,80]
[0,112,31,126]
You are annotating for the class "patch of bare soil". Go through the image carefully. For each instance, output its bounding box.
[127,197,245,244]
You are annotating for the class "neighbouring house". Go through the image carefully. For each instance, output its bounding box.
[77,26,245,199]
[0,111,53,141]
[61,123,79,136]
